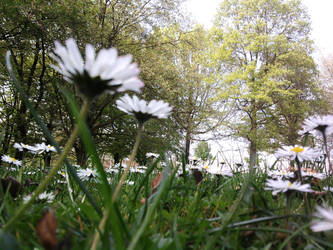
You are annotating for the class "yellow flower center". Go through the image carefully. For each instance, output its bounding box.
[10,157,17,162]
[290,147,304,153]
[204,165,209,169]
[288,182,292,187]
[282,170,286,175]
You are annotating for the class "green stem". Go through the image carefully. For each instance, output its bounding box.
[112,123,144,202]
[3,100,90,231]
[91,123,144,250]
[285,192,292,250]
[295,158,303,183]
[323,134,332,174]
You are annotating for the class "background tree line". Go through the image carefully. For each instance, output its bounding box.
[0,0,326,166]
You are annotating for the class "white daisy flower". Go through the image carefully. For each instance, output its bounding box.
[146,152,159,158]
[38,192,55,203]
[50,38,144,99]
[265,178,313,195]
[105,168,119,174]
[13,143,25,151]
[116,94,172,123]
[129,167,146,174]
[77,168,97,181]
[13,142,37,153]
[1,155,22,166]
[207,167,233,177]
[125,180,135,185]
[300,115,333,137]
[323,186,333,192]
[302,171,326,180]
[267,170,295,179]
[23,195,32,204]
[311,205,333,232]
[23,192,55,204]
[275,145,321,162]
[33,143,57,154]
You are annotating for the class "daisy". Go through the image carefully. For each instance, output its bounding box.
[275,145,321,162]
[14,142,37,153]
[207,167,233,177]
[300,115,333,137]
[38,192,55,203]
[13,142,26,151]
[116,94,172,123]
[323,186,333,192]
[267,170,295,179]
[23,192,55,204]
[1,155,22,166]
[311,205,333,232]
[302,170,326,180]
[146,152,159,158]
[77,168,97,181]
[50,38,144,99]
[34,143,57,154]
[265,178,313,195]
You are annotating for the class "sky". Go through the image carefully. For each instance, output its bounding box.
[185,0,333,165]
[186,0,333,58]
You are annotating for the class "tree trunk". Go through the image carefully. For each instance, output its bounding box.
[249,139,257,170]
[75,140,88,167]
[249,100,257,170]
[185,131,191,164]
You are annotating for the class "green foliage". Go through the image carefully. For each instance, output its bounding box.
[194,141,213,161]
[211,0,324,154]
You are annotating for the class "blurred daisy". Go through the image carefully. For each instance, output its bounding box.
[311,205,333,232]
[34,143,56,154]
[146,152,159,158]
[323,186,333,192]
[1,155,22,166]
[275,145,321,162]
[268,170,294,179]
[116,94,172,123]
[129,167,145,174]
[13,142,36,152]
[302,170,326,180]
[23,192,55,204]
[265,178,313,195]
[50,38,144,99]
[38,192,55,203]
[105,168,119,174]
[301,115,333,137]
[77,168,97,181]
[207,167,233,177]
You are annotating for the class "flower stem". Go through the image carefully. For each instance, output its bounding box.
[295,158,310,213]
[112,123,144,202]
[323,134,332,174]
[285,191,292,250]
[91,123,144,250]
[295,158,303,183]
[3,100,90,231]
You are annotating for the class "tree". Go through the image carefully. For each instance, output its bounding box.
[211,0,323,167]
[144,25,228,163]
[0,0,186,165]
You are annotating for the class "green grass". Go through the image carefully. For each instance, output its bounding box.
[1,161,333,249]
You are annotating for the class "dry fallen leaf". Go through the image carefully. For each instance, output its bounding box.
[151,173,163,193]
[193,169,203,185]
[0,177,22,197]
[36,209,58,250]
